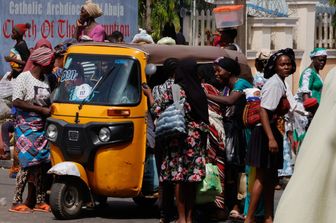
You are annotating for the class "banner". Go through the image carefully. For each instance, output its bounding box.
[0,0,138,75]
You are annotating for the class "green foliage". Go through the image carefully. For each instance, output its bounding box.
[330,0,336,6]
[150,0,180,41]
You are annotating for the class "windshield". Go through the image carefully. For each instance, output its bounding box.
[53,54,141,106]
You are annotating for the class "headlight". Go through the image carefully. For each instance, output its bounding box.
[98,127,111,142]
[46,124,58,142]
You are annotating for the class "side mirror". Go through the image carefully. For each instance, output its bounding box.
[145,64,157,77]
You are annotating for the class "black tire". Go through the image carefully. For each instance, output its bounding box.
[133,196,158,207]
[50,181,83,220]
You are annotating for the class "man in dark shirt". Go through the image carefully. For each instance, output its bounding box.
[4,23,31,79]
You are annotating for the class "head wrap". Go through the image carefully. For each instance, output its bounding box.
[163,58,178,77]
[214,57,240,76]
[30,47,55,67]
[175,59,209,124]
[14,23,31,35]
[309,48,327,58]
[82,0,103,19]
[23,38,53,72]
[256,49,271,60]
[264,48,296,79]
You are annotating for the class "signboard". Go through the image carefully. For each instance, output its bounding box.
[0,0,138,75]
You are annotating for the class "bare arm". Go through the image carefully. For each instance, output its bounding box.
[260,107,278,153]
[4,56,26,65]
[206,91,243,105]
[13,99,50,116]
[142,84,155,106]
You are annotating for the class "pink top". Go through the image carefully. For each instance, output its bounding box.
[83,24,106,42]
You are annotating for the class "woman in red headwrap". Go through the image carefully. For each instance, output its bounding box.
[8,47,55,214]
[4,23,31,79]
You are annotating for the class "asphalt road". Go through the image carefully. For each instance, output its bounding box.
[0,167,284,223]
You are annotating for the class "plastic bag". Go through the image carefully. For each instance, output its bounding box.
[196,163,222,204]
[141,152,159,195]
[0,72,13,100]
[0,99,11,120]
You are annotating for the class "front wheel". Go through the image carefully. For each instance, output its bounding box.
[50,180,83,220]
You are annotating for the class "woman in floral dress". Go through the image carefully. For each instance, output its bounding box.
[143,59,209,223]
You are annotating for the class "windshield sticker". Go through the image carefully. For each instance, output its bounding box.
[115,59,128,65]
[64,58,72,69]
[74,84,92,100]
[60,70,79,82]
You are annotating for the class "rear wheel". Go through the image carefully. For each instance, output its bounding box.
[50,180,83,220]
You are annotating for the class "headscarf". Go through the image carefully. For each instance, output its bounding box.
[82,0,103,19]
[310,48,327,58]
[23,38,53,72]
[214,57,240,76]
[14,23,31,35]
[256,48,271,60]
[163,58,178,78]
[264,48,296,79]
[175,59,209,124]
[30,47,55,67]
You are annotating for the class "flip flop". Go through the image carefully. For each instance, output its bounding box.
[8,204,32,214]
[33,203,51,213]
[229,209,245,221]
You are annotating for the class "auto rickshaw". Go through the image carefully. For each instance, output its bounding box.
[46,42,251,220]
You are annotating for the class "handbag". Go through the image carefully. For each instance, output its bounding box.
[196,163,222,204]
[155,84,187,140]
[243,100,261,127]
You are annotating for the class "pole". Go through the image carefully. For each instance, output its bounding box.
[235,0,246,54]
[192,0,196,46]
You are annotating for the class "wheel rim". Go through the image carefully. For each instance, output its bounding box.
[63,186,79,209]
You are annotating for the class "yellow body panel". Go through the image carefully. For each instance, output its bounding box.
[50,45,149,197]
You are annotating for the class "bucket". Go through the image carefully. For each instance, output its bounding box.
[213,5,244,28]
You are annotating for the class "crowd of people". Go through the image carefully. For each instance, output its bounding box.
[0,0,329,222]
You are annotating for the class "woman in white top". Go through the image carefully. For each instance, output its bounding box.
[244,48,296,223]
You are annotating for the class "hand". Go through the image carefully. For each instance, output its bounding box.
[40,107,51,116]
[76,19,86,28]
[141,83,151,97]
[268,138,279,153]
[4,56,13,62]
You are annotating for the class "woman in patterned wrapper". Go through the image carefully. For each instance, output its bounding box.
[8,47,55,214]
[143,59,209,223]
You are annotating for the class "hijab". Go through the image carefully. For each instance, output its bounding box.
[175,59,209,124]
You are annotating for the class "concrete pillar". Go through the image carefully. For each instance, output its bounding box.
[287,0,318,52]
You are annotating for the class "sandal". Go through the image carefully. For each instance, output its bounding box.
[33,203,51,213]
[8,204,32,214]
[229,209,245,221]
[0,151,10,160]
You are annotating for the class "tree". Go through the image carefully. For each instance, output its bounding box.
[330,0,336,5]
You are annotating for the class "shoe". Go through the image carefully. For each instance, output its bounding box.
[8,167,19,179]
[209,208,229,221]
[8,204,32,214]
[0,152,10,160]
[274,184,282,190]
[229,209,245,221]
[33,203,51,213]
